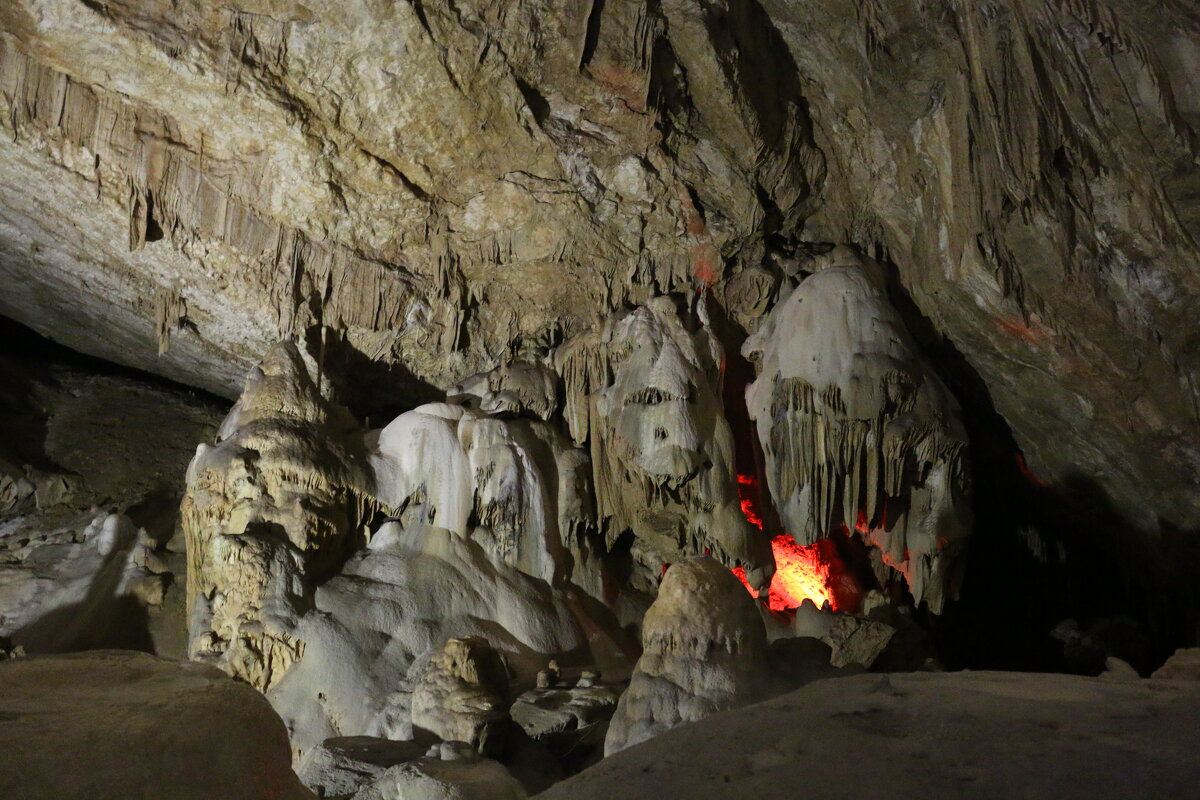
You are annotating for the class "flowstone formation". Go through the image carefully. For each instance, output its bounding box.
[604,557,769,756]
[183,344,606,759]
[557,296,773,595]
[744,249,971,612]
[369,400,591,588]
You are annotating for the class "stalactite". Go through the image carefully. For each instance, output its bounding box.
[744,248,971,613]
[0,39,420,344]
[154,289,187,355]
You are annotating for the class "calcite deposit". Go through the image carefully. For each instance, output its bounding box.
[744,248,971,612]
[557,296,773,593]
[183,341,371,690]
[604,557,769,755]
[2,0,1200,797]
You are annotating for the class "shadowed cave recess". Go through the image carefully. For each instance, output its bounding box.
[1,1,1199,798]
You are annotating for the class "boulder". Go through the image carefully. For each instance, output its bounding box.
[544,671,1200,800]
[297,737,431,799]
[0,650,312,800]
[1152,648,1200,681]
[409,637,511,755]
[350,748,525,800]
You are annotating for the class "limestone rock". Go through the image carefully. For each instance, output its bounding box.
[183,341,372,690]
[409,637,511,755]
[604,557,768,755]
[449,360,559,421]
[350,751,526,800]
[824,614,897,670]
[297,736,430,799]
[0,512,169,653]
[0,0,1196,564]
[266,523,587,757]
[1152,648,1200,681]
[1101,657,1141,682]
[763,602,895,671]
[0,650,313,800]
[542,671,1200,800]
[744,249,970,612]
[511,678,623,739]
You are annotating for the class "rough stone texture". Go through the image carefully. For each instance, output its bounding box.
[0,339,223,658]
[181,344,640,758]
[604,556,768,755]
[0,650,313,800]
[772,0,1200,538]
[1152,647,1200,680]
[558,296,773,594]
[511,679,623,739]
[1,512,167,652]
[351,751,527,800]
[183,341,371,690]
[296,736,430,800]
[409,637,512,755]
[0,0,1194,548]
[542,671,1200,800]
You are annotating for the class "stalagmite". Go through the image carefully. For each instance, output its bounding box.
[182,341,372,690]
[604,557,769,755]
[409,637,511,754]
[743,248,971,612]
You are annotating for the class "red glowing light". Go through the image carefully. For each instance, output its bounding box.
[732,474,844,612]
[737,474,764,530]
[1014,452,1050,488]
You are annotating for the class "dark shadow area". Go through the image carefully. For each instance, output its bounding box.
[0,313,227,405]
[305,326,442,425]
[11,520,155,654]
[881,262,1197,674]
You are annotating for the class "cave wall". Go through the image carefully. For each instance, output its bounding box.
[0,0,1197,546]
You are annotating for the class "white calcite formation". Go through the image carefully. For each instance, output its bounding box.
[744,249,971,612]
[350,746,527,800]
[604,557,769,756]
[296,736,430,798]
[266,522,587,757]
[183,343,621,757]
[556,296,773,594]
[369,402,591,587]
